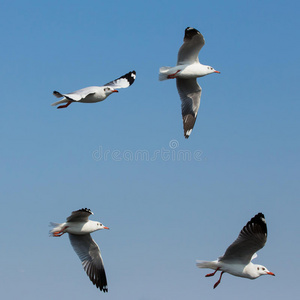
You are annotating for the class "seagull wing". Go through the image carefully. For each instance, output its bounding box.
[219,213,268,264]
[176,78,202,138]
[69,233,108,292]
[104,70,136,89]
[67,208,93,223]
[177,27,205,65]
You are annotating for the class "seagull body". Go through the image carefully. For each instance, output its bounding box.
[160,63,216,80]
[50,208,109,292]
[52,70,136,109]
[196,213,275,288]
[51,219,103,235]
[159,27,220,138]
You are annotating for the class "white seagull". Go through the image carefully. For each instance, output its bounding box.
[52,70,136,109]
[196,213,275,288]
[159,27,220,138]
[50,208,109,292]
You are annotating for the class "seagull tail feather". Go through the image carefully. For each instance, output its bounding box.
[51,99,68,106]
[196,260,219,270]
[49,222,64,236]
[51,91,68,106]
[159,66,172,81]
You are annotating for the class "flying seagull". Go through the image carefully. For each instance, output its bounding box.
[196,213,275,288]
[159,27,220,138]
[52,70,136,109]
[50,208,109,292]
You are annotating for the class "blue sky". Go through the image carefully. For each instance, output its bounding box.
[0,0,299,299]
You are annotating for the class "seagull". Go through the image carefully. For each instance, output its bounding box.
[196,213,275,289]
[52,70,136,109]
[159,27,220,138]
[50,208,109,292]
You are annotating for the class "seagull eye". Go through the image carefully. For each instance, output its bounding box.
[257,267,259,270]
[262,267,265,271]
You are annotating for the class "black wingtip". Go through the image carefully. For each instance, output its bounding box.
[126,70,136,85]
[184,27,200,39]
[114,70,136,86]
[183,114,196,139]
[78,208,92,214]
[246,213,267,236]
[252,213,266,223]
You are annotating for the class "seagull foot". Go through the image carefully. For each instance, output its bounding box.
[57,101,72,109]
[52,231,64,237]
[52,226,69,237]
[167,70,181,79]
[205,268,219,277]
[213,271,224,289]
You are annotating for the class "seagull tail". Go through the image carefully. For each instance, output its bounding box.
[159,66,172,81]
[51,91,68,106]
[196,260,219,270]
[51,99,68,106]
[49,222,64,236]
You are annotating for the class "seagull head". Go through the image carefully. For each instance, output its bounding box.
[254,264,275,277]
[96,221,110,230]
[205,65,220,75]
[103,87,118,95]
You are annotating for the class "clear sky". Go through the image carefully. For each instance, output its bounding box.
[0,0,299,299]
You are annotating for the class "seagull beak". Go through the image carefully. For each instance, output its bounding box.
[103,226,110,230]
[112,89,118,93]
[267,272,275,276]
[214,70,221,74]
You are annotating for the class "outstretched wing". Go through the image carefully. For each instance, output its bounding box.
[219,213,268,264]
[177,27,205,65]
[176,78,202,138]
[69,233,108,292]
[104,70,136,89]
[67,208,93,223]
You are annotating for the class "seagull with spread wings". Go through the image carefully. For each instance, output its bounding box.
[50,208,109,292]
[196,213,275,288]
[52,70,136,109]
[159,27,220,138]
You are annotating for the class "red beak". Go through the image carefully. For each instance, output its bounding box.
[103,226,110,230]
[112,90,118,93]
[267,272,275,276]
[214,70,221,74]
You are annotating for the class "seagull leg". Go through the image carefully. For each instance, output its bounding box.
[213,271,224,289]
[167,70,181,79]
[53,231,64,237]
[205,268,220,277]
[52,226,69,237]
[57,101,72,109]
